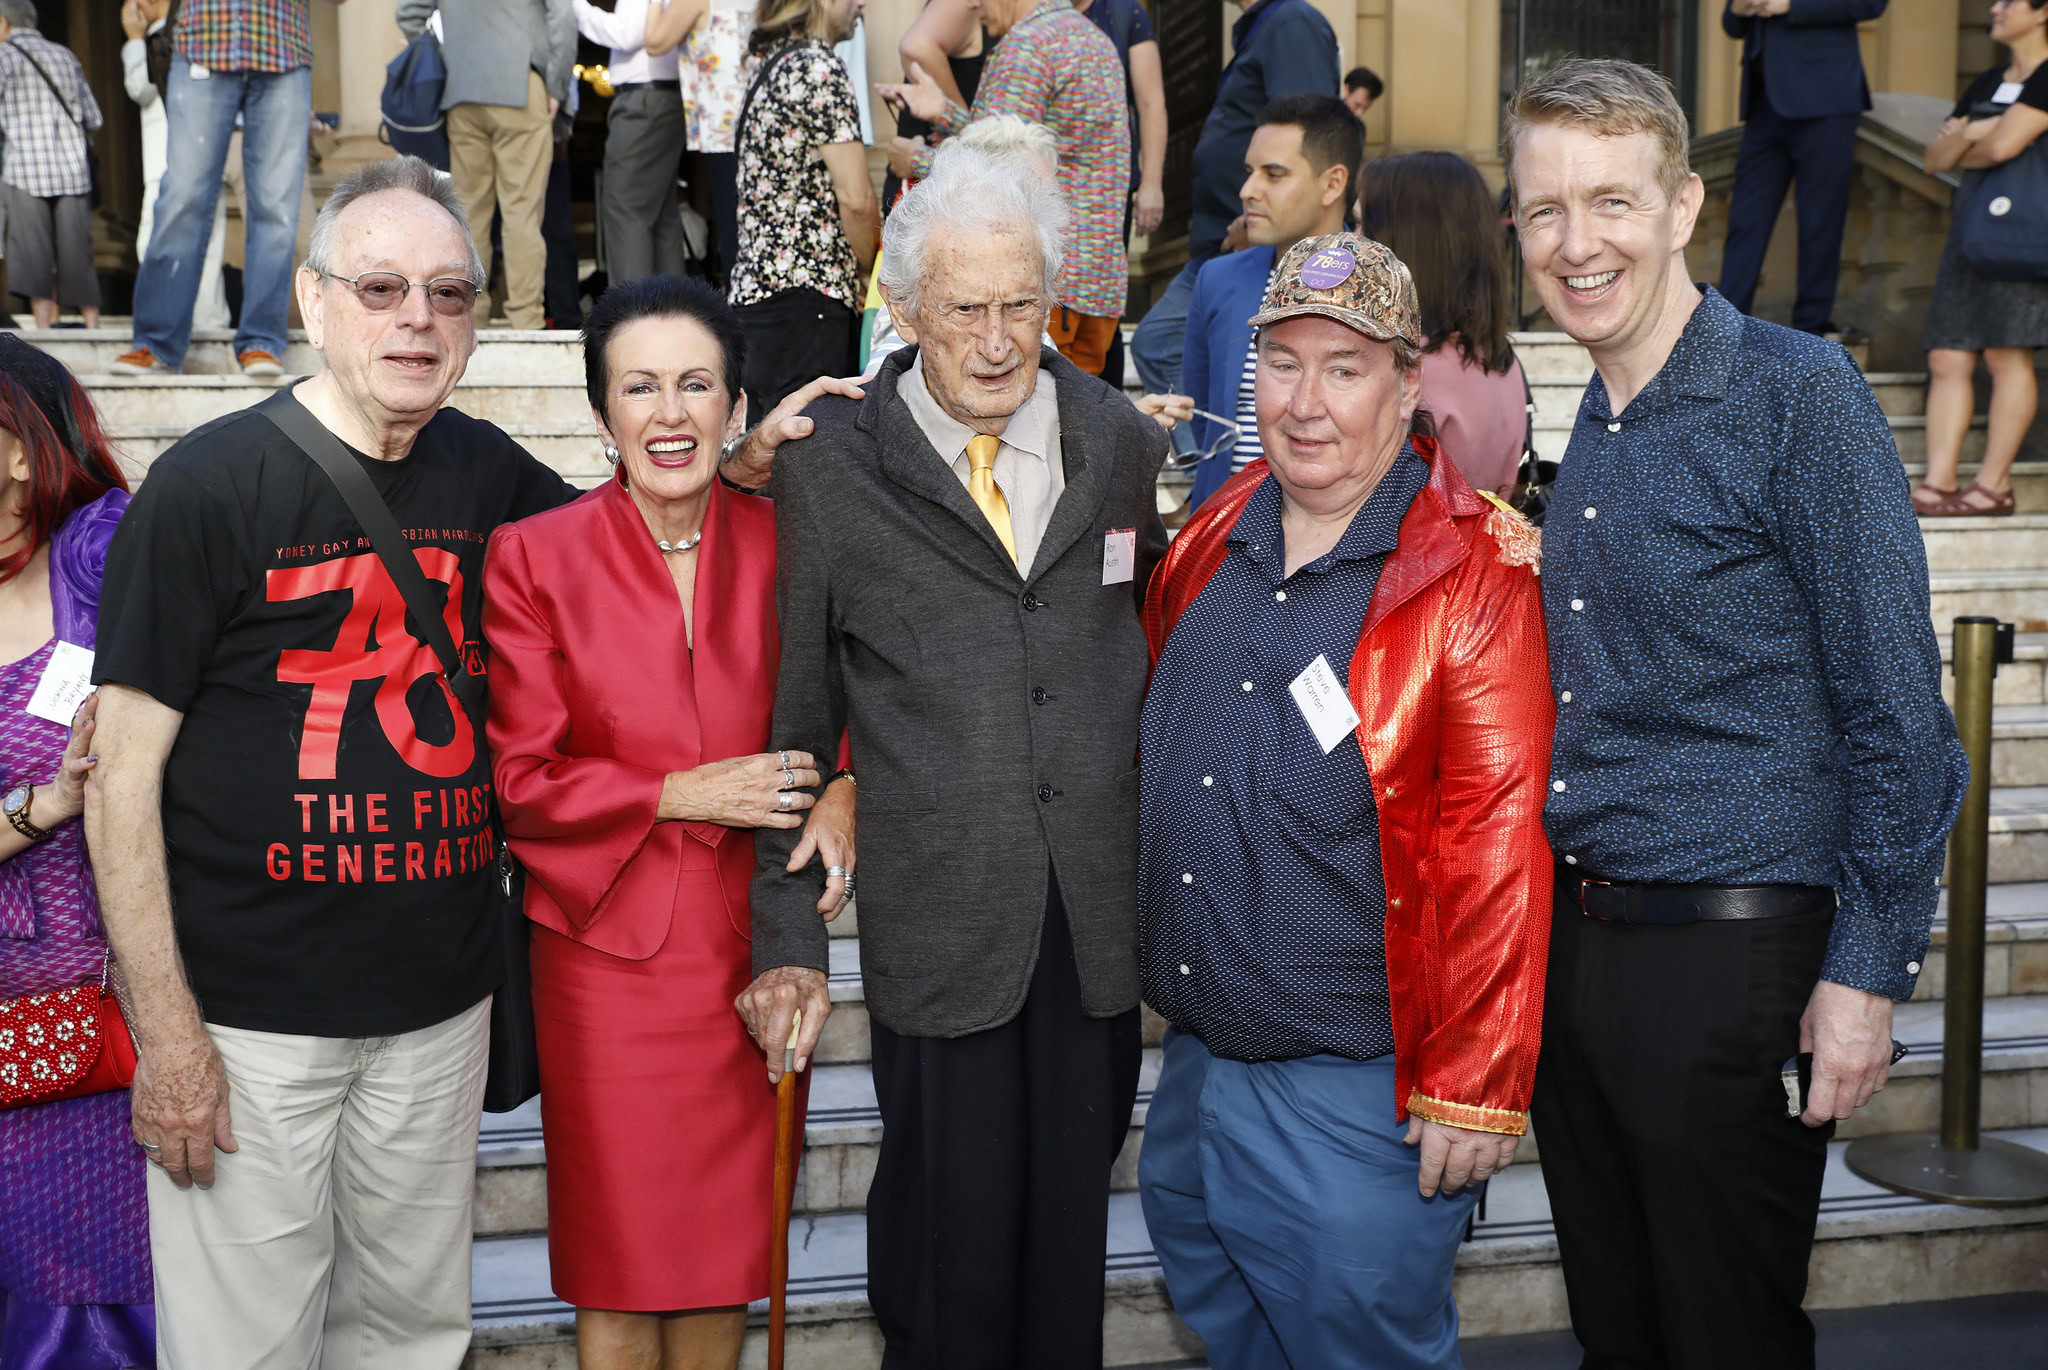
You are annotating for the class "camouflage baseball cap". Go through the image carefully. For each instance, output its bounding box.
[1248,232,1425,348]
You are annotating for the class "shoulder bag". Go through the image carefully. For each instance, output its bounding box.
[10,40,100,209]
[259,392,540,1114]
[1956,96,2048,282]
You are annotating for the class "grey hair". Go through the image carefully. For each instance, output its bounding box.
[0,0,37,29]
[954,114,1059,172]
[302,155,486,286]
[877,144,1067,320]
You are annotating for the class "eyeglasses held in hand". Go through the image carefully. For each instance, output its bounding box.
[323,271,481,317]
[1162,409,1245,474]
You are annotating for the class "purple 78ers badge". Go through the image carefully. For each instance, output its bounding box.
[1299,248,1356,291]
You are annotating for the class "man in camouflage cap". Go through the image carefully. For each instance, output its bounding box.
[1133,230,1554,1368]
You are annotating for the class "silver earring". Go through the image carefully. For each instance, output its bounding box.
[603,443,619,464]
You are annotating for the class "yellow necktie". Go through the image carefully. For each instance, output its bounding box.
[965,434,1019,567]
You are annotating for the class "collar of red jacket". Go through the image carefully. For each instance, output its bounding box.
[1145,432,1488,655]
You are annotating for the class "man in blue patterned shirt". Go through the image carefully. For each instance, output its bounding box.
[1505,58,1967,1370]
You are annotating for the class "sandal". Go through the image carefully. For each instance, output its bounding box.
[1925,482,2016,517]
[1910,481,1957,515]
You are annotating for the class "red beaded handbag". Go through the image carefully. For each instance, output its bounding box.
[0,962,139,1109]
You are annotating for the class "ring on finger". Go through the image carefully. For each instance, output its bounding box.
[777,791,795,811]
[779,750,792,768]
[782,767,797,789]
[137,1139,162,1152]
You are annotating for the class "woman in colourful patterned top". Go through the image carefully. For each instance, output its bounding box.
[0,336,139,1370]
[879,0,1130,376]
[728,0,879,415]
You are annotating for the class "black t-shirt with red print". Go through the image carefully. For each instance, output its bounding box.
[95,389,576,1037]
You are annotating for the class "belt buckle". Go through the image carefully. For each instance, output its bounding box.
[1577,877,1621,922]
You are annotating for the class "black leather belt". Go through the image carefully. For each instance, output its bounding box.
[1571,875,1835,925]
[613,79,681,90]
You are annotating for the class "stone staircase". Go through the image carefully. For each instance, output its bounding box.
[23,324,2048,1365]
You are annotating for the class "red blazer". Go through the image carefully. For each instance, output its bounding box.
[482,476,778,960]
[1144,438,1555,1134]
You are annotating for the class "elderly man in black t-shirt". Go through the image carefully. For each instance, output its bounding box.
[83,155,842,1369]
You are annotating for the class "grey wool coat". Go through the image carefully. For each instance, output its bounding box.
[752,348,1170,1037]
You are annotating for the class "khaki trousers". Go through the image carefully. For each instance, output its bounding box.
[148,998,492,1370]
[447,70,552,329]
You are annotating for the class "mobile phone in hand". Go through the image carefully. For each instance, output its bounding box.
[1780,1041,1909,1119]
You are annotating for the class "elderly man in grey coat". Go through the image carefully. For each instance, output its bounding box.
[398,0,573,329]
[741,143,1169,1369]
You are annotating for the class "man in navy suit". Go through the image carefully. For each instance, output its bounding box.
[1717,0,1888,334]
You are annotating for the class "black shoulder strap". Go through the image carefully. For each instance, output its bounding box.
[10,40,84,129]
[736,41,804,147]
[257,390,485,724]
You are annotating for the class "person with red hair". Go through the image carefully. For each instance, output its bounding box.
[0,333,143,1370]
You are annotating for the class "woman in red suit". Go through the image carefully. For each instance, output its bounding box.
[482,274,854,1370]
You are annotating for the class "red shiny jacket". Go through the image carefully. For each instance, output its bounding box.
[1143,437,1554,1134]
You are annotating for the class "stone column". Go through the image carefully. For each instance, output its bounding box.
[327,0,405,173]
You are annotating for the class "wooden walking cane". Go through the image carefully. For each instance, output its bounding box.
[769,1009,802,1370]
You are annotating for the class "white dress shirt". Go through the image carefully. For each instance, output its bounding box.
[900,355,1067,575]
[573,0,678,84]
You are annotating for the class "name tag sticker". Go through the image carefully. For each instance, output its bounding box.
[1102,527,1136,585]
[26,642,94,727]
[1289,654,1361,754]
[1995,81,2024,105]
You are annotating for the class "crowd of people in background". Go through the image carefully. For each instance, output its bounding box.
[0,1,2044,1369]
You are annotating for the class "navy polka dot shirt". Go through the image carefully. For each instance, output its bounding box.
[1543,288,1968,1001]
[1139,451,1427,1062]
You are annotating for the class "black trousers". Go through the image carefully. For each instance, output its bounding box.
[736,287,858,421]
[1533,867,1836,1370]
[1718,69,1861,333]
[866,876,1142,1370]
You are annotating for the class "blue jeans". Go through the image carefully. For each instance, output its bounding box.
[1131,259,1200,455]
[1139,1031,1479,1370]
[133,58,311,365]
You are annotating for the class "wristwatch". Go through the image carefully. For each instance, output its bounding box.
[3,785,49,842]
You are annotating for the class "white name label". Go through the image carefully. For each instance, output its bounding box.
[26,642,94,727]
[1102,527,1136,585]
[1994,81,2024,105]
[1288,653,1361,754]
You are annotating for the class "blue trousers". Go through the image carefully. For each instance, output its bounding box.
[133,58,311,365]
[1717,78,1860,334]
[1139,1031,1478,1370]
[1130,260,1199,456]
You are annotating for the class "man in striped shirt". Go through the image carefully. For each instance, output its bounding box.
[1168,95,1360,510]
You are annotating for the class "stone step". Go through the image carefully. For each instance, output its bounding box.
[1990,787,2048,884]
[1943,631,2048,709]
[459,1126,2048,1367]
[105,422,611,486]
[23,327,583,381]
[1531,418,1981,469]
[1920,514,2048,573]
[1905,462,2046,511]
[82,374,595,430]
[470,988,2048,1244]
[1930,572,2048,634]
[1919,881,2048,1002]
[1990,705,2048,787]
[476,1044,1163,1235]
[1520,371,1930,425]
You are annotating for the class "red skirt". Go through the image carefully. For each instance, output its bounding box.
[530,884,789,1310]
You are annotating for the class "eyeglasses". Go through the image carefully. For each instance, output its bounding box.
[323,271,481,317]
[1162,409,1245,473]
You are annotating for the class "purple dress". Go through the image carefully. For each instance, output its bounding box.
[0,492,154,1370]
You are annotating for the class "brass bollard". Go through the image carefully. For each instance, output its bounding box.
[1845,617,2048,1206]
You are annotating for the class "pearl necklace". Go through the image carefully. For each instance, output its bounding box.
[656,531,703,555]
